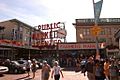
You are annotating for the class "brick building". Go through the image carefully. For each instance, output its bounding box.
[73,18,120,57]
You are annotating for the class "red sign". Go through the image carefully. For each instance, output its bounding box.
[58,43,105,50]
[38,22,60,30]
[32,22,66,47]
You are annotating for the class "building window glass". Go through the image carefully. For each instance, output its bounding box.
[86,29,90,35]
[25,37,29,42]
[99,38,106,42]
[83,29,90,35]
[83,29,86,35]
[19,27,23,32]
[26,29,30,34]
[107,28,111,35]
[19,33,22,39]
[100,28,105,35]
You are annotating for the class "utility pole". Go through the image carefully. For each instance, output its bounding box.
[91,0,103,60]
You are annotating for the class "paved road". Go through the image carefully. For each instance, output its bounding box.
[0,69,88,80]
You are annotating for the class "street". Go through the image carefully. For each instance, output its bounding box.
[0,69,88,80]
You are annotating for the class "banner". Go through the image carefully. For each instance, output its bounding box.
[94,0,103,24]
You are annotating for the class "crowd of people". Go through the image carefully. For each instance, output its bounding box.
[25,59,64,80]
[79,56,120,80]
[24,55,120,80]
[3,55,120,80]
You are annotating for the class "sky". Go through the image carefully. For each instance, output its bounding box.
[0,0,120,42]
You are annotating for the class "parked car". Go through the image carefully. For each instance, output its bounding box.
[3,61,26,74]
[17,60,28,67]
[18,59,41,69]
[0,66,9,75]
[35,60,42,69]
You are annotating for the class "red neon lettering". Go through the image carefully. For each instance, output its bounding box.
[38,22,61,30]
[46,24,50,30]
[57,22,60,28]
[53,40,57,44]
[50,23,53,29]
[38,25,41,30]
[49,31,52,38]
[45,41,49,45]
[58,40,62,43]
[83,44,95,48]
[44,32,48,38]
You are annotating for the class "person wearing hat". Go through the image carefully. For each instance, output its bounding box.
[51,61,64,80]
[41,61,51,80]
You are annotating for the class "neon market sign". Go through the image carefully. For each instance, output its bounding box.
[38,22,61,30]
[32,22,67,46]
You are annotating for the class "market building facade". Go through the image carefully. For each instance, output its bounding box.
[0,18,120,62]
[0,19,67,62]
[114,29,120,58]
[0,19,41,60]
[73,18,120,58]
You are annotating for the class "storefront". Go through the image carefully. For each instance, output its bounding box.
[57,42,106,67]
[114,29,120,58]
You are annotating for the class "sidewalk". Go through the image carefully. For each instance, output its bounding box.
[0,69,88,80]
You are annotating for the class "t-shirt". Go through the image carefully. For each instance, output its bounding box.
[53,66,61,75]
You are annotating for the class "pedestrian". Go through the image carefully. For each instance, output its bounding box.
[84,56,95,80]
[41,61,51,80]
[104,59,110,80]
[26,60,31,77]
[75,58,81,72]
[31,59,37,79]
[95,60,105,80]
[109,59,119,80]
[51,61,64,80]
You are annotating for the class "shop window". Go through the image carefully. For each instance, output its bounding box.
[19,33,23,39]
[99,38,106,42]
[25,29,30,34]
[100,28,105,35]
[107,28,111,35]
[83,29,90,35]
[19,27,23,32]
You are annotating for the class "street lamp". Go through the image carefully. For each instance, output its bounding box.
[92,0,103,60]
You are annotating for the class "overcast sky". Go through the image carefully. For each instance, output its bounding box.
[0,0,120,42]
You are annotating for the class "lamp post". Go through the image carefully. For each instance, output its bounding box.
[28,28,32,60]
[91,0,103,60]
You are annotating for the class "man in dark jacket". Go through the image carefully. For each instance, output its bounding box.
[84,56,95,80]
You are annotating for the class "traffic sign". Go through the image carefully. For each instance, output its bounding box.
[90,25,102,36]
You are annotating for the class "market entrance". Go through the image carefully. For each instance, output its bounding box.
[58,42,106,67]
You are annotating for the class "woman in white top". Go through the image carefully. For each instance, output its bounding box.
[51,61,64,80]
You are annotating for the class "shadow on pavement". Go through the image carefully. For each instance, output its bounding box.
[0,74,4,77]
[16,76,32,80]
[62,67,76,71]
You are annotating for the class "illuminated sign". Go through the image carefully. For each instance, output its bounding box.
[38,22,60,30]
[32,22,66,47]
